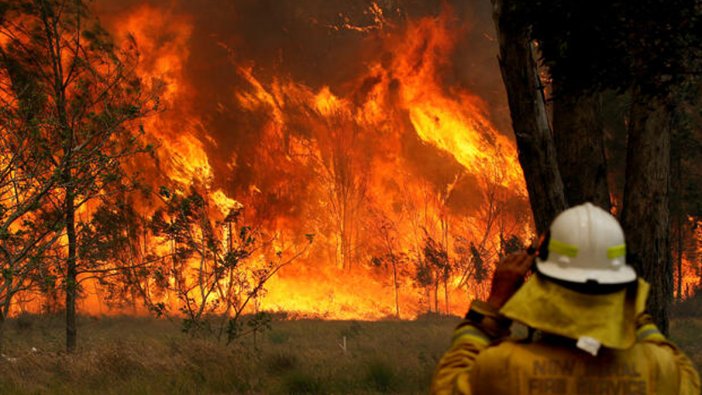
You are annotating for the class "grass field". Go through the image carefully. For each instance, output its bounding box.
[0,313,699,394]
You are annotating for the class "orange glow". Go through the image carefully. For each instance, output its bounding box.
[676,217,702,299]
[4,2,698,321]
[161,5,532,319]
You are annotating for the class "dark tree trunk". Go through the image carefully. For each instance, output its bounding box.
[59,89,77,353]
[425,287,431,313]
[621,92,673,335]
[433,279,439,313]
[491,0,567,234]
[1,53,46,124]
[64,183,77,353]
[675,216,683,301]
[40,0,79,353]
[444,278,449,315]
[670,121,685,302]
[391,260,400,318]
[553,91,611,210]
[0,310,6,353]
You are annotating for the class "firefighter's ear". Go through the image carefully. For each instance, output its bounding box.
[538,230,550,261]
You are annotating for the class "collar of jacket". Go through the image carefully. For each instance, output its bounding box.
[499,275,649,350]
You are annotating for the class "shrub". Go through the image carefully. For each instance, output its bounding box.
[672,290,702,318]
[267,351,299,374]
[283,371,322,394]
[13,313,36,332]
[268,330,290,344]
[365,360,395,392]
[415,311,460,322]
[340,321,362,338]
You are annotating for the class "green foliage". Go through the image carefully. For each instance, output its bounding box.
[421,236,451,286]
[78,204,134,265]
[453,235,494,290]
[224,312,273,344]
[146,188,308,343]
[0,0,158,350]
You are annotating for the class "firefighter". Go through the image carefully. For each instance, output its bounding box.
[432,202,700,394]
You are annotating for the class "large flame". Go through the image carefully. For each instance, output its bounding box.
[116,2,527,319]
[219,7,530,318]
[4,1,699,319]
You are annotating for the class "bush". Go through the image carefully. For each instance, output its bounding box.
[13,313,36,332]
[283,371,322,394]
[340,321,362,338]
[95,344,143,380]
[268,330,290,344]
[365,360,395,392]
[267,351,299,374]
[414,311,461,322]
[672,290,702,318]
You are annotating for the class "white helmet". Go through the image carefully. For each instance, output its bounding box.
[536,202,637,284]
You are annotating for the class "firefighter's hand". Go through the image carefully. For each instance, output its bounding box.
[486,252,535,309]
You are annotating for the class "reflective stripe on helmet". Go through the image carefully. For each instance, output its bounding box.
[607,244,626,259]
[548,239,579,257]
[536,203,637,284]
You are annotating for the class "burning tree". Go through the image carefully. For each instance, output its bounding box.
[421,235,451,314]
[0,0,549,324]
[0,98,64,345]
[671,117,702,300]
[148,187,310,343]
[370,212,409,319]
[311,99,370,271]
[454,238,487,292]
[76,195,155,313]
[0,0,157,351]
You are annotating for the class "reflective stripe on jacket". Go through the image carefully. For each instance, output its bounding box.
[431,322,700,395]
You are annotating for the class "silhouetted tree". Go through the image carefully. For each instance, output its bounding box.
[0,0,157,351]
[149,187,310,343]
[491,0,702,332]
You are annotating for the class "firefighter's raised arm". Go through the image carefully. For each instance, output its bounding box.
[431,253,533,394]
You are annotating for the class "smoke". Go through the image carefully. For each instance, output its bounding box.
[94,0,507,198]
[88,0,527,318]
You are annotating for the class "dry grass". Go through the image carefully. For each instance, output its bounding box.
[0,314,455,394]
[0,313,698,394]
[671,293,702,371]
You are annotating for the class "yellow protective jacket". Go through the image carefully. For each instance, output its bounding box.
[432,277,700,395]
[432,322,700,394]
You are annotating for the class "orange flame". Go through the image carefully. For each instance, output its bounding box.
[14,2,698,322]
[8,2,532,319]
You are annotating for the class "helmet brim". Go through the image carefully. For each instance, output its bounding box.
[536,259,637,284]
